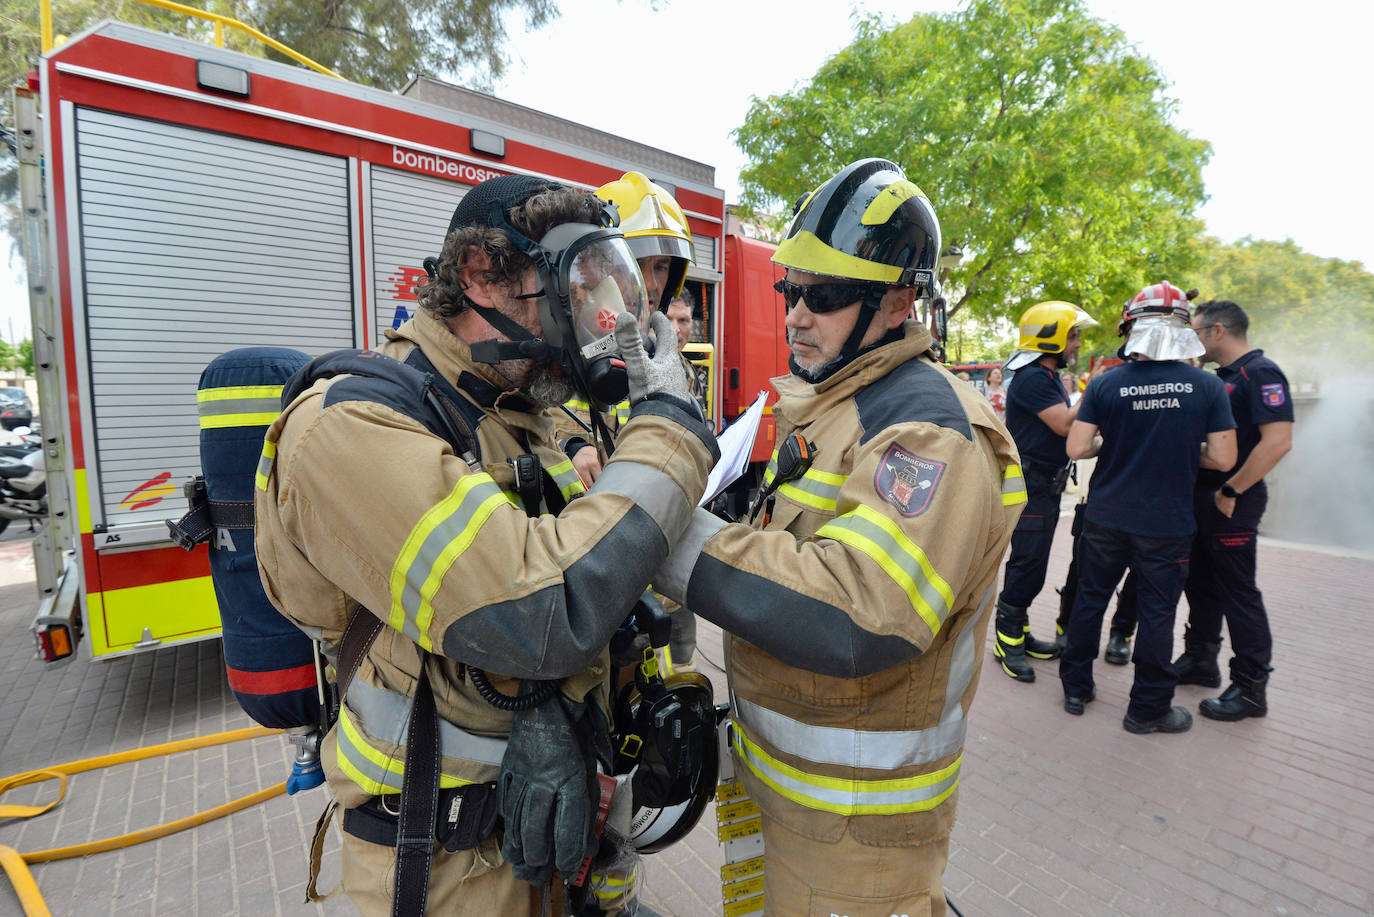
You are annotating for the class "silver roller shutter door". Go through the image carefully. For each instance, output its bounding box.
[369,166,469,345]
[76,107,355,529]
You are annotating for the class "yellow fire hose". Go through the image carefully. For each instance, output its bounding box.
[0,725,286,917]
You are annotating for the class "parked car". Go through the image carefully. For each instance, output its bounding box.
[0,388,34,430]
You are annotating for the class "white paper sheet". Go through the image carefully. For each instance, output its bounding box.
[700,390,769,506]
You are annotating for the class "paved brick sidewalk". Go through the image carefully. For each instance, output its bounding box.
[1,514,1370,916]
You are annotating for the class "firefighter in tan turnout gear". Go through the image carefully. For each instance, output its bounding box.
[653,160,1026,916]
[254,175,716,916]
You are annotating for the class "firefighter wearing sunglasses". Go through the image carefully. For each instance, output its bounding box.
[652,159,1026,915]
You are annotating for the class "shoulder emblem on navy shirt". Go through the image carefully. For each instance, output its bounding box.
[1261,383,1286,407]
[874,443,945,517]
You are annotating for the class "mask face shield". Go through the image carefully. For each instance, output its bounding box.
[534,223,650,405]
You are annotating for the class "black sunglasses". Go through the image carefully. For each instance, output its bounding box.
[773,278,883,313]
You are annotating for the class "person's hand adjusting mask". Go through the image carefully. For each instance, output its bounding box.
[613,311,695,409]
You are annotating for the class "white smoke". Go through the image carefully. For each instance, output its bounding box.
[1263,373,1374,551]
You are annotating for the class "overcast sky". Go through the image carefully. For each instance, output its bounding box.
[3,0,1369,342]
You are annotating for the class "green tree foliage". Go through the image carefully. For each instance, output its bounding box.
[734,0,1211,327]
[1189,236,1374,382]
[17,337,32,374]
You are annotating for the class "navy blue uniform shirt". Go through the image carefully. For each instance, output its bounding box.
[1005,362,1070,467]
[1079,360,1234,538]
[1197,349,1293,491]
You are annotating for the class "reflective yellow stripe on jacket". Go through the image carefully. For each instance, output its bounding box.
[815,504,954,635]
[731,725,960,816]
[335,677,509,795]
[730,587,994,816]
[546,458,587,501]
[197,384,283,429]
[762,454,847,513]
[255,440,276,492]
[388,473,518,650]
[1002,464,1027,506]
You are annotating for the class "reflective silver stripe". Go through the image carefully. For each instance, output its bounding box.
[732,725,960,815]
[777,468,846,512]
[346,677,508,766]
[254,444,275,491]
[731,585,995,771]
[1002,465,1027,505]
[546,458,586,500]
[198,396,280,417]
[614,400,631,424]
[653,508,727,604]
[390,474,513,649]
[590,460,694,544]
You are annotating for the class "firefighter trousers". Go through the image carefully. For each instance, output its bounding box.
[1060,522,1192,720]
[758,815,949,917]
[1183,484,1273,675]
[341,828,545,917]
[1055,504,1140,638]
[998,476,1062,609]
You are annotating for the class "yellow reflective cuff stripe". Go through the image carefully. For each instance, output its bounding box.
[388,473,517,650]
[732,725,959,816]
[255,440,276,491]
[860,179,928,226]
[564,398,592,412]
[816,504,954,636]
[200,412,280,429]
[614,400,631,423]
[546,458,587,500]
[336,708,469,795]
[1002,464,1027,506]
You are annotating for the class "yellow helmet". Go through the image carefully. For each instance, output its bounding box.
[1016,301,1097,353]
[596,172,693,309]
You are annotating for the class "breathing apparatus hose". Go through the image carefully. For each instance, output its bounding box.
[0,725,285,917]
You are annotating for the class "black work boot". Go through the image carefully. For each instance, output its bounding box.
[993,606,1035,682]
[1024,624,1060,660]
[1104,632,1131,665]
[1123,706,1193,734]
[1172,626,1222,687]
[1200,660,1269,721]
[1054,623,1067,654]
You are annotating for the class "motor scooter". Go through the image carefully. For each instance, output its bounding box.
[0,425,45,535]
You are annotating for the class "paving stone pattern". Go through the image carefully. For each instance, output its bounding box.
[0,515,1370,916]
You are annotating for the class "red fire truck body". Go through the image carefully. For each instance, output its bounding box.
[26,21,795,662]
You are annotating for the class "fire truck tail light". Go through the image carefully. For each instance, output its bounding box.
[35,623,73,662]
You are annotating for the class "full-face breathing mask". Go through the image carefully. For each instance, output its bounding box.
[464,201,650,406]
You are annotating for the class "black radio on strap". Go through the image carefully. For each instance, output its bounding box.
[511,453,542,519]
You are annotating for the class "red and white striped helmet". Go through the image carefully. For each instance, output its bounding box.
[1119,280,1192,333]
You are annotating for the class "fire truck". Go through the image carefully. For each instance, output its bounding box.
[19,19,790,664]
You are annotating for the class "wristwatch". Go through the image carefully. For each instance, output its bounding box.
[1219,483,1241,499]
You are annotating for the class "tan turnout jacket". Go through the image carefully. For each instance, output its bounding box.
[255,310,714,809]
[655,321,1025,845]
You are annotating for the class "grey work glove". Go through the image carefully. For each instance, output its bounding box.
[614,311,694,406]
[498,683,600,884]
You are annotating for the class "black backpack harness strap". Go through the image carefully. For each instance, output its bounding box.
[286,347,494,916]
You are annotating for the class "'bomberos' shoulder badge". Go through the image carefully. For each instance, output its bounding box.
[874,443,945,517]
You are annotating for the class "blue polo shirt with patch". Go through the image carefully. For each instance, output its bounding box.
[1197,349,1293,491]
[1079,359,1234,537]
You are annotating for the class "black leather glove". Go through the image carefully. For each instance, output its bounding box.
[498,682,599,884]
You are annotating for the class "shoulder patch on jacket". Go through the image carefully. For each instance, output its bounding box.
[855,358,973,444]
[875,443,945,516]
